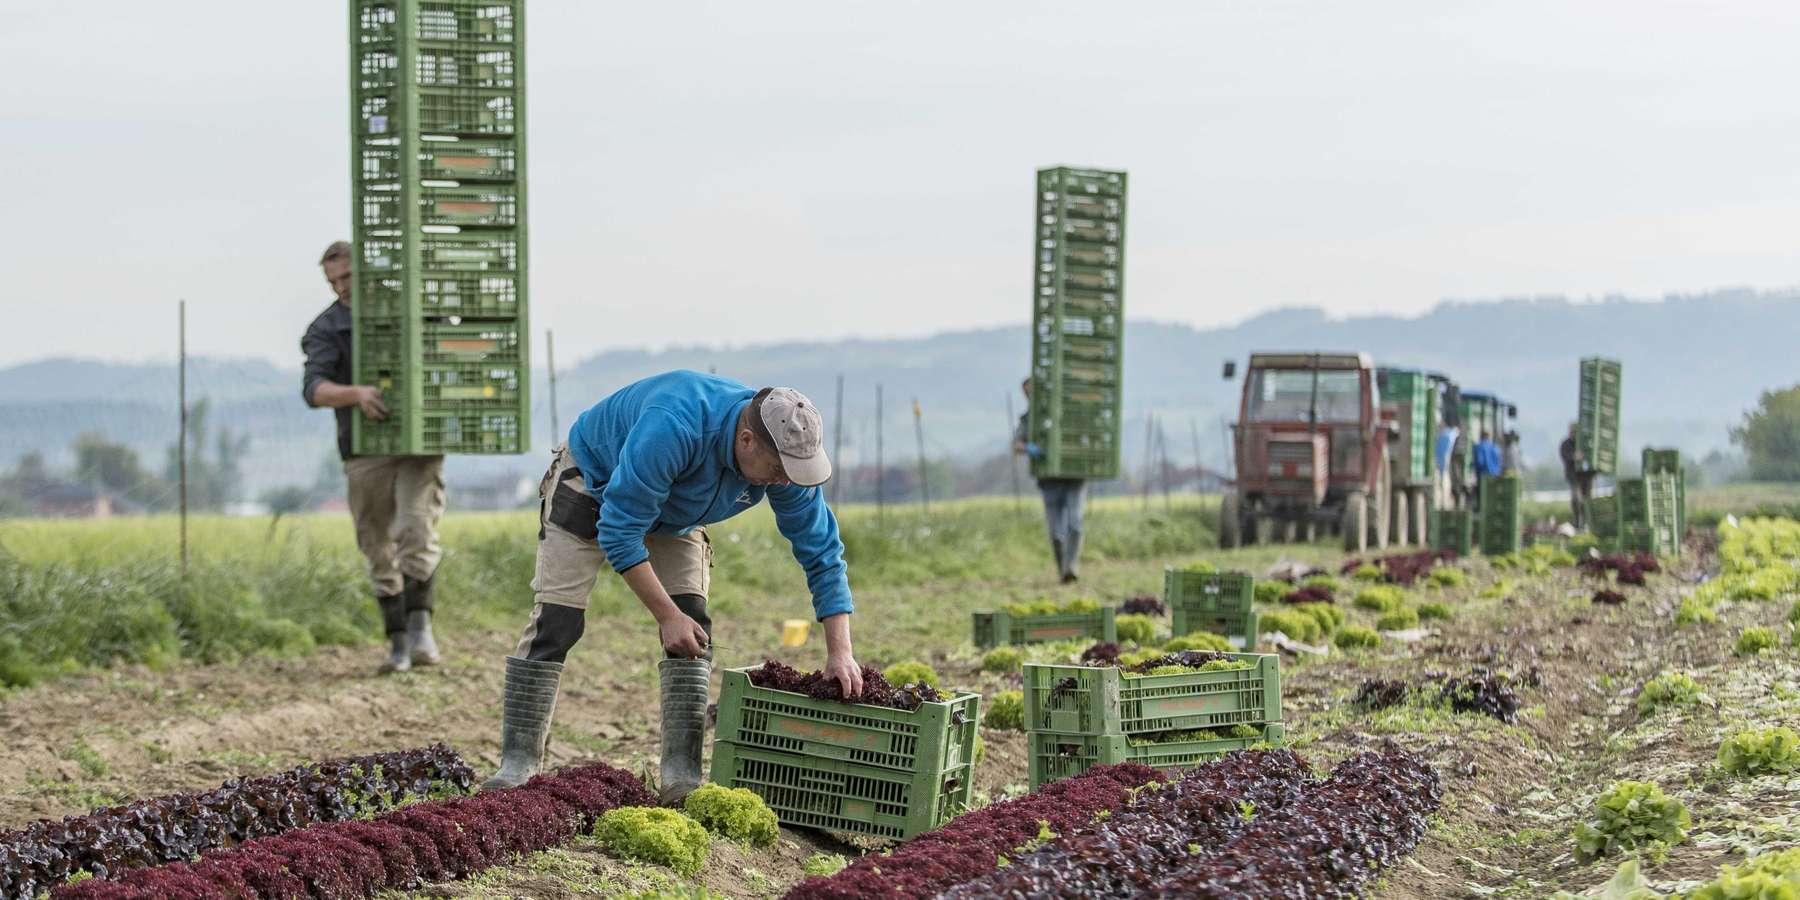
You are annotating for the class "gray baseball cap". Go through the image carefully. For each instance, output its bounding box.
[752,387,832,487]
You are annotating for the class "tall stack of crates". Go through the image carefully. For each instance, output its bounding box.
[1164,568,1259,649]
[1027,166,1127,480]
[710,666,980,839]
[1479,475,1522,555]
[1577,358,1621,475]
[1618,471,1681,557]
[1022,654,1282,789]
[350,0,529,456]
[1378,368,1434,485]
[1643,448,1686,540]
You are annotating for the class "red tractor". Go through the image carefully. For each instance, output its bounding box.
[1220,352,1396,552]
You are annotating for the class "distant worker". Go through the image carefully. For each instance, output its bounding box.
[301,240,445,676]
[1434,421,1460,509]
[1502,431,1523,475]
[1474,431,1503,480]
[483,371,858,805]
[1560,423,1595,529]
[1014,377,1086,584]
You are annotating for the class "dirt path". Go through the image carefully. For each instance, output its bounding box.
[0,544,1763,898]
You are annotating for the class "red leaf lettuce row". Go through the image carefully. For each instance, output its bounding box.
[784,763,1160,900]
[49,762,654,900]
[0,743,473,897]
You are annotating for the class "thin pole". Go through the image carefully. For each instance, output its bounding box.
[1140,409,1156,510]
[912,398,929,515]
[1158,416,1172,513]
[1004,391,1023,513]
[1190,417,1204,493]
[178,300,189,578]
[545,328,560,444]
[831,373,844,506]
[875,385,885,525]
[1220,416,1235,481]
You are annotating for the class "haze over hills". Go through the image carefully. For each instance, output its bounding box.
[1,288,1792,499]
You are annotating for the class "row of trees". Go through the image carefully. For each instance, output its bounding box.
[0,399,255,515]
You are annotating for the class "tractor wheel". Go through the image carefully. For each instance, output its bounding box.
[1412,486,1431,546]
[1342,491,1369,554]
[1219,494,1242,549]
[1391,488,1411,546]
[1371,450,1392,550]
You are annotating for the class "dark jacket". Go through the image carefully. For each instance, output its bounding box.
[1559,436,1579,479]
[301,300,355,459]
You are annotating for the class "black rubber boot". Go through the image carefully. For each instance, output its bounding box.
[482,656,564,791]
[404,574,441,667]
[658,657,711,805]
[376,594,410,675]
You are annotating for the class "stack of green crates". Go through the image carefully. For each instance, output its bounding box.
[1378,368,1435,485]
[971,607,1117,648]
[1026,166,1126,480]
[1590,492,1621,550]
[1433,508,1473,556]
[1618,471,1681,557]
[1164,568,1259,650]
[1578,358,1621,475]
[350,0,529,455]
[1022,656,1282,789]
[710,667,980,840]
[1643,448,1686,541]
[1479,475,1522,555]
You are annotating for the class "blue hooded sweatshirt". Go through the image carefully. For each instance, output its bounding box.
[566,370,852,620]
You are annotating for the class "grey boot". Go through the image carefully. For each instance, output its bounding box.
[658,657,711,806]
[482,656,564,791]
[404,574,442,666]
[376,594,410,675]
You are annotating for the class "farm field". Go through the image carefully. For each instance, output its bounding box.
[3,488,1800,897]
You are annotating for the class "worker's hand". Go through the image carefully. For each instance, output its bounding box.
[825,649,863,699]
[658,613,710,658]
[355,385,390,421]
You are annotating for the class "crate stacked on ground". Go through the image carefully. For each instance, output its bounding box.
[1590,492,1621,550]
[709,666,980,840]
[1026,166,1127,480]
[1643,447,1686,540]
[1479,474,1522,555]
[1164,568,1258,649]
[972,606,1117,648]
[350,0,529,455]
[1433,508,1473,556]
[1377,367,1437,545]
[1577,358,1622,476]
[1022,655,1282,789]
[1617,471,1681,557]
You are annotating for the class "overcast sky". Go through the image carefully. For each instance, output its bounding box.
[4,1,1799,368]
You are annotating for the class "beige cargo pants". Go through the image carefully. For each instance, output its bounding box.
[513,445,711,656]
[343,454,446,597]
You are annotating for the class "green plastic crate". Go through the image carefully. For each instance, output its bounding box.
[1379,368,1434,483]
[420,361,522,406]
[971,607,1116,648]
[1479,476,1522,555]
[1021,656,1281,737]
[1590,492,1621,545]
[712,668,979,774]
[1163,569,1253,616]
[1577,358,1622,475]
[1433,509,1473,556]
[1028,165,1127,481]
[710,742,970,840]
[1028,724,1285,789]
[1169,608,1259,651]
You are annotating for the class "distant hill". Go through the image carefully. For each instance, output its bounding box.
[2,289,1792,497]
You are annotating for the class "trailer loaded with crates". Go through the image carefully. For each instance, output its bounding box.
[1026,166,1127,481]
[349,0,529,456]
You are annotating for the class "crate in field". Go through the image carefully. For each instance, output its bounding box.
[1590,492,1621,547]
[1028,724,1285,789]
[1163,568,1254,616]
[971,607,1116,648]
[711,668,979,774]
[1432,509,1473,556]
[1021,656,1281,737]
[1479,475,1522,555]
[1169,607,1260,651]
[710,742,970,840]
[1378,368,1435,483]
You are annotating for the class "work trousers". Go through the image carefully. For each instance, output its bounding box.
[343,454,445,597]
[1569,472,1596,530]
[1038,478,1087,579]
[512,445,713,663]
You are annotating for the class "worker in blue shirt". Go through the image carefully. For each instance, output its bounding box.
[483,371,857,803]
[1474,431,1503,479]
[1434,422,1460,509]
